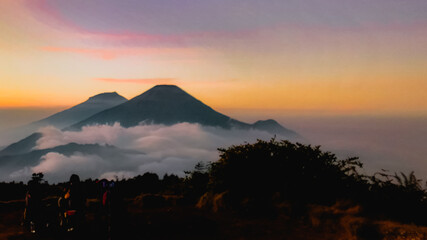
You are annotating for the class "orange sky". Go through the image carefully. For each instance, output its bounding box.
[1,0,427,116]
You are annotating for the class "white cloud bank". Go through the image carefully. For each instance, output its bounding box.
[9,123,285,182]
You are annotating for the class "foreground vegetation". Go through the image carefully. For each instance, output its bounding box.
[1,138,426,239]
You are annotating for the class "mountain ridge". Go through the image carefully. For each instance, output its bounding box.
[0,142,143,169]
[0,133,42,157]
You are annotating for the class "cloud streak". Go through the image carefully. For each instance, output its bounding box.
[95,78,175,85]
[26,0,246,47]
[42,46,201,60]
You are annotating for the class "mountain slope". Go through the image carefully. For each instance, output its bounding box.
[0,92,127,157]
[69,85,251,130]
[0,133,42,157]
[31,92,127,129]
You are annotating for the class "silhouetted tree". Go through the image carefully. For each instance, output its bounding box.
[31,172,45,184]
[139,172,161,194]
[204,138,427,222]
[208,139,365,211]
[162,174,183,194]
[184,162,210,202]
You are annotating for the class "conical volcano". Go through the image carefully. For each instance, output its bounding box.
[69,85,250,130]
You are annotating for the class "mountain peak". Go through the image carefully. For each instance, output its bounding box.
[131,85,192,103]
[253,119,298,136]
[152,84,180,89]
[87,92,126,102]
[254,119,279,125]
[146,85,186,94]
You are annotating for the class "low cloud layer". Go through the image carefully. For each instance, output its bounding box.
[9,123,279,182]
[3,116,427,183]
[279,116,427,179]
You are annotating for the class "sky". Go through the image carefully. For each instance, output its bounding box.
[1,0,427,115]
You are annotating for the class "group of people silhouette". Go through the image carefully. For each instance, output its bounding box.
[23,173,116,235]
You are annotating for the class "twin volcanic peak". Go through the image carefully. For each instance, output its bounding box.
[69,85,248,130]
[0,85,297,157]
[68,85,296,136]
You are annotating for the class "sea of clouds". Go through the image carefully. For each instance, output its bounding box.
[5,116,426,183]
[7,123,280,182]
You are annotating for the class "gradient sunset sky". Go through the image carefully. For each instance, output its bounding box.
[1,0,427,115]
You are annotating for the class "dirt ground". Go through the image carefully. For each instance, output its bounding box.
[2,197,427,240]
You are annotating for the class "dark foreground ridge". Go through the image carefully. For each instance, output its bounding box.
[1,139,427,239]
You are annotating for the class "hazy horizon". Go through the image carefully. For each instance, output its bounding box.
[1,102,426,183]
[2,97,426,135]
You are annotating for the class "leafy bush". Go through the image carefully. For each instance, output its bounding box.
[366,171,427,224]
[204,138,427,223]
[209,139,365,205]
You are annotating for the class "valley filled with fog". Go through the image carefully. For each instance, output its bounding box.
[1,108,426,183]
[238,113,427,179]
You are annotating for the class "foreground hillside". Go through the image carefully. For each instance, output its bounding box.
[1,197,427,240]
[1,138,426,239]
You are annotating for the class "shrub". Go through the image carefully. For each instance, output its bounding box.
[208,138,365,207]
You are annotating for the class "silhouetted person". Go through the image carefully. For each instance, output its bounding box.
[58,174,86,231]
[97,179,124,238]
[24,179,43,233]
[97,179,112,210]
[67,174,86,211]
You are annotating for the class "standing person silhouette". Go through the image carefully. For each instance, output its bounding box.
[24,178,43,233]
[67,174,85,212]
[59,174,86,231]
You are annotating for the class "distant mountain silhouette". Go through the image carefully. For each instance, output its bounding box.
[0,143,142,169]
[0,133,42,157]
[0,92,127,147]
[0,92,127,157]
[31,92,127,129]
[0,85,298,162]
[68,85,251,130]
[252,119,297,136]
[67,85,297,137]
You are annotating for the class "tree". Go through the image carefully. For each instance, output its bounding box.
[31,172,45,184]
[184,161,210,202]
[205,138,367,215]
